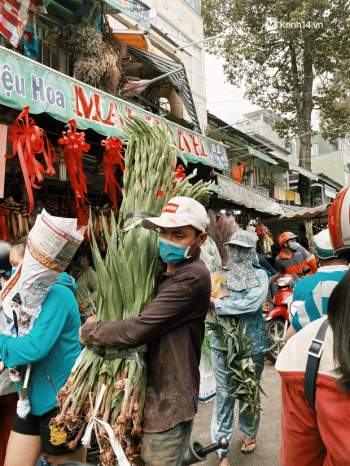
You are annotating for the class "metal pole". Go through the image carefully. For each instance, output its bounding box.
[173,33,224,52]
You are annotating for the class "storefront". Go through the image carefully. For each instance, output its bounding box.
[0,46,228,244]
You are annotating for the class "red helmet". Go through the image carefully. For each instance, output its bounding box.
[278,231,297,247]
[328,184,350,254]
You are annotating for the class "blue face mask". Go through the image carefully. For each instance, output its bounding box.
[158,238,192,265]
[289,241,298,251]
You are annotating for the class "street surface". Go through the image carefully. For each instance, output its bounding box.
[192,361,281,466]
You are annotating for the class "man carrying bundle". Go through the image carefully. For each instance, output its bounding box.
[81,197,211,466]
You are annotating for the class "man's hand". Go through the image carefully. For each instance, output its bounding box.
[80,317,98,346]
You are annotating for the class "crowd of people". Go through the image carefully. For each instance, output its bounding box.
[0,191,350,466]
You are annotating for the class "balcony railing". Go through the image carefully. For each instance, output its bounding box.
[216,174,283,215]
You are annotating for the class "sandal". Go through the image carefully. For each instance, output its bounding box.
[240,438,256,455]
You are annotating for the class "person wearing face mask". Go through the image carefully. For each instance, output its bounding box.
[211,231,269,464]
[80,196,211,466]
[275,231,317,276]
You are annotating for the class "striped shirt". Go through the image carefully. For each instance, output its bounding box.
[291,265,348,331]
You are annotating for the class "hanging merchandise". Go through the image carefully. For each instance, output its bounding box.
[285,190,296,202]
[90,206,114,254]
[256,222,274,256]
[22,12,39,59]
[294,192,301,205]
[4,197,30,240]
[0,204,11,242]
[232,162,246,184]
[101,136,124,212]
[58,120,90,225]
[274,186,286,202]
[7,107,56,214]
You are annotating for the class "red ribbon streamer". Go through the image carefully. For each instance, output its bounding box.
[7,106,56,214]
[101,137,124,211]
[58,120,90,213]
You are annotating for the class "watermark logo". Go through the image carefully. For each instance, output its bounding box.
[266,17,324,31]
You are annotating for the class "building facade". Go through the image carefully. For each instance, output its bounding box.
[144,0,207,128]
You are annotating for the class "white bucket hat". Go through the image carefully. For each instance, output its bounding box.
[225,230,257,248]
[142,196,209,233]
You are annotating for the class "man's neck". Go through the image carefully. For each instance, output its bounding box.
[166,263,180,274]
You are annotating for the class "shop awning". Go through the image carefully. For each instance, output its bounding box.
[217,174,283,215]
[324,186,337,199]
[104,0,151,29]
[279,204,329,220]
[0,46,228,171]
[248,147,278,165]
[112,30,150,50]
[127,45,201,132]
[289,163,319,181]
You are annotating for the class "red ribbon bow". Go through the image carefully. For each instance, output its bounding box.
[58,120,90,215]
[175,164,186,181]
[7,106,56,214]
[157,165,187,198]
[101,137,124,212]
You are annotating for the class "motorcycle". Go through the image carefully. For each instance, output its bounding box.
[264,274,294,363]
[264,266,311,363]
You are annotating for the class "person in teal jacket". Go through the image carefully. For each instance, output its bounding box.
[0,273,85,466]
[285,228,348,342]
[211,231,268,464]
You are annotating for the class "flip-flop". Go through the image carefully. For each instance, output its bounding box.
[240,438,256,455]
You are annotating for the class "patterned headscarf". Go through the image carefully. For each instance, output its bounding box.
[225,231,259,291]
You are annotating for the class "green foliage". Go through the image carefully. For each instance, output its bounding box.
[208,315,265,419]
[54,119,215,465]
[202,0,350,203]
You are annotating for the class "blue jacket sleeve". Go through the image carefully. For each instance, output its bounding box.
[215,270,268,316]
[0,286,69,367]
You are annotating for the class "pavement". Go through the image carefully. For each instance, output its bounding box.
[191,361,282,466]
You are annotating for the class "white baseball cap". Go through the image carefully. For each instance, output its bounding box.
[142,196,209,232]
[313,228,336,260]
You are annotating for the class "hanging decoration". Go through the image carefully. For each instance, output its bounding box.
[7,106,56,214]
[101,136,124,211]
[157,164,187,198]
[58,120,90,225]
[174,164,186,181]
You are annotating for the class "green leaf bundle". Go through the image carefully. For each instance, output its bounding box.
[50,118,214,466]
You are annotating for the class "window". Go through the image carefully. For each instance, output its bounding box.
[37,24,69,75]
[184,0,201,11]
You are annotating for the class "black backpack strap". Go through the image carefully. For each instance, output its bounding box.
[304,319,330,409]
